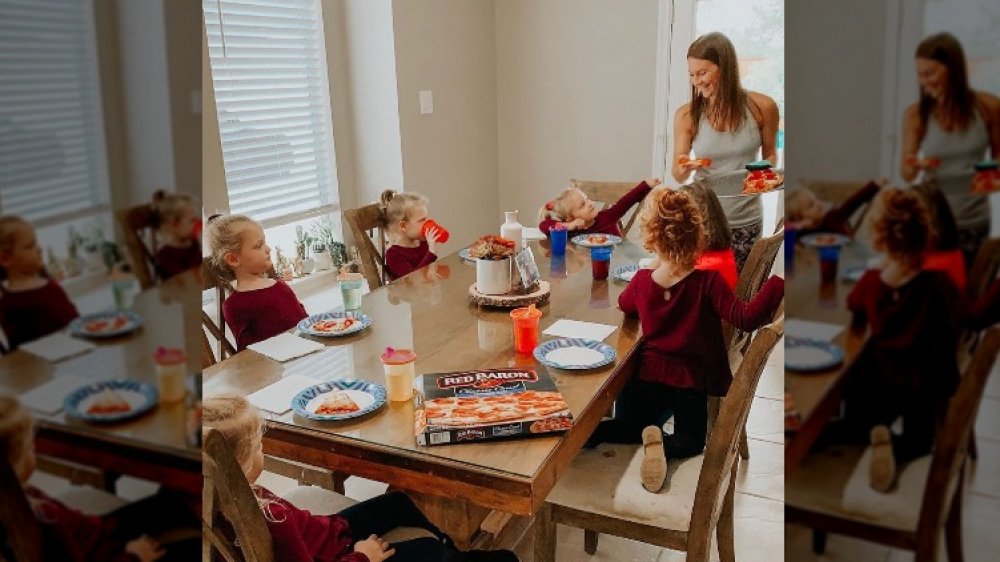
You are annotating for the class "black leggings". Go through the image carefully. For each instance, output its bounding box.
[587,377,709,460]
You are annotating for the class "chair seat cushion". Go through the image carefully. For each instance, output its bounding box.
[840,448,932,531]
[547,443,712,532]
[280,486,436,543]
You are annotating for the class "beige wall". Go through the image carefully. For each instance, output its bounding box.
[392,0,498,253]
[162,0,201,201]
[495,0,659,224]
[201,21,227,215]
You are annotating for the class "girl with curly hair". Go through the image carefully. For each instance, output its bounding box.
[585,189,783,493]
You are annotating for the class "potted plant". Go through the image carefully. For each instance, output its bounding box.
[310,218,348,271]
[468,235,516,295]
[295,225,315,274]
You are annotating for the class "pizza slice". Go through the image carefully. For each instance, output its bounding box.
[86,388,131,415]
[314,390,361,415]
[742,169,784,194]
[587,234,609,245]
[311,318,357,333]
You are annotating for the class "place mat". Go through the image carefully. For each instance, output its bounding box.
[521,227,546,241]
[543,319,617,342]
[19,374,88,415]
[21,332,96,363]
[786,319,844,342]
[248,333,325,363]
[248,375,316,415]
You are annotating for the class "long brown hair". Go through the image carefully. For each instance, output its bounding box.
[687,32,754,142]
[679,181,731,251]
[915,33,977,133]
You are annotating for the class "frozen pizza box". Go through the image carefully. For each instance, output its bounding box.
[415,366,574,446]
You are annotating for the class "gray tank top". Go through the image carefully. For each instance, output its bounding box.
[691,105,764,227]
[919,109,990,228]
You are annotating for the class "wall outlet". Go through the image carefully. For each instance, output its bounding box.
[419,90,433,115]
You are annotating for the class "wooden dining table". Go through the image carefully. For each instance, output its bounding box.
[203,238,650,548]
[0,269,204,494]
[784,241,871,475]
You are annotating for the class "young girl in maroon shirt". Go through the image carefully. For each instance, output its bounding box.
[0,216,79,351]
[785,180,883,237]
[0,396,200,562]
[380,190,445,280]
[205,214,307,351]
[586,189,783,492]
[202,394,517,562]
[150,190,201,280]
[680,181,738,289]
[842,188,961,493]
[537,178,661,237]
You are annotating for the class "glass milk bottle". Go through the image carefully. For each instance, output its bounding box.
[500,211,523,254]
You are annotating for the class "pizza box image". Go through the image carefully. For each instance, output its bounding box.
[415,366,573,446]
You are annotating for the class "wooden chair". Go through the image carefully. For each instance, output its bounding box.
[570,179,650,237]
[534,314,784,562]
[201,261,236,367]
[203,430,431,562]
[0,460,42,562]
[344,204,388,290]
[786,326,1000,562]
[116,204,161,290]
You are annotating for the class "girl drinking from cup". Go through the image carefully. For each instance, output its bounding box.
[537,178,661,237]
[205,214,307,351]
[149,190,201,280]
[380,190,446,280]
[586,189,783,493]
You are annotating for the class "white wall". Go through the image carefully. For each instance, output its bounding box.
[495,0,659,224]
[392,0,499,252]
[117,0,175,205]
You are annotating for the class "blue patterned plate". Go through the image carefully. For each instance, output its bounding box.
[612,264,642,283]
[534,338,616,370]
[800,233,851,248]
[571,234,623,248]
[785,337,844,372]
[292,380,387,421]
[64,379,158,423]
[69,311,142,338]
[297,311,371,337]
[458,248,476,263]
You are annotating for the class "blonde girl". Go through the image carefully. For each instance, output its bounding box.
[204,214,306,351]
[202,394,518,562]
[380,189,444,280]
[537,178,660,237]
[149,190,201,279]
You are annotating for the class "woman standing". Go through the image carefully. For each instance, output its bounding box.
[671,32,780,272]
[901,32,1000,264]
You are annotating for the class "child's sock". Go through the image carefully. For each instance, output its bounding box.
[868,425,896,493]
[640,426,668,492]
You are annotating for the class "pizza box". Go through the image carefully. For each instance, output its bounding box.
[415,366,574,446]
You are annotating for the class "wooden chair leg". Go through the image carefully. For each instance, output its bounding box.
[716,473,736,562]
[812,530,827,554]
[968,428,978,460]
[945,478,964,562]
[738,426,750,459]
[584,529,599,555]
[533,503,556,562]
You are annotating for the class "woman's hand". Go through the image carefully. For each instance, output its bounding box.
[355,535,395,561]
[125,536,165,562]
[424,226,442,254]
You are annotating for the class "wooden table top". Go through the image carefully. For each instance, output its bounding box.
[785,241,871,474]
[0,269,204,464]
[203,239,650,515]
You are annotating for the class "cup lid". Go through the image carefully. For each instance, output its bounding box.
[745,160,773,171]
[510,304,542,320]
[154,346,186,365]
[381,347,417,364]
[974,159,998,171]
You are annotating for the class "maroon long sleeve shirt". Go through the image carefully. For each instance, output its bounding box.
[26,486,139,562]
[618,269,783,396]
[0,279,79,350]
[384,241,437,280]
[257,487,370,562]
[539,180,653,237]
[155,243,202,279]
[222,280,307,351]
[966,279,1000,331]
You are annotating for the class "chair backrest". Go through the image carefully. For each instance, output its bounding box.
[203,430,275,562]
[570,179,648,237]
[968,237,1000,298]
[916,326,1000,544]
[723,228,783,351]
[343,204,387,290]
[116,204,160,290]
[0,460,43,562]
[688,314,782,544]
[201,261,236,364]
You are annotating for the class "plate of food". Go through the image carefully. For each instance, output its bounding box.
[64,380,158,423]
[785,337,844,372]
[533,338,616,370]
[297,311,371,337]
[742,169,784,194]
[292,380,387,421]
[69,311,142,338]
[571,234,622,248]
[799,233,851,248]
[612,264,642,282]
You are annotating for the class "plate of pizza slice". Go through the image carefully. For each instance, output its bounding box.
[64,379,158,423]
[292,380,387,421]
[297,311,372,338]
[69,311,143,339]
[571,234,622,248]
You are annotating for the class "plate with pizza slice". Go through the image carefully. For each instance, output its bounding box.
[69,311,143,339]
[64,379,158,423]
[292,380,387,421]
[297,311,372,338]
[570,234,622,248]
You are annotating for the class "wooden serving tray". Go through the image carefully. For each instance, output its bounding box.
[468,281,551,308]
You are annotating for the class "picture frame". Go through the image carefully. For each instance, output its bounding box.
[515,246,540,290]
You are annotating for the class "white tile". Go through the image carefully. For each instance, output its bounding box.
[756,363,784,401]
[736,439,784,502]
[746,396,784,445]
[884,493,1000,562]
[974,396,1000,442]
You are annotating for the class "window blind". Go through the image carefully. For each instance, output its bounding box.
[204,0,338,224]
[0,0,110,224]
